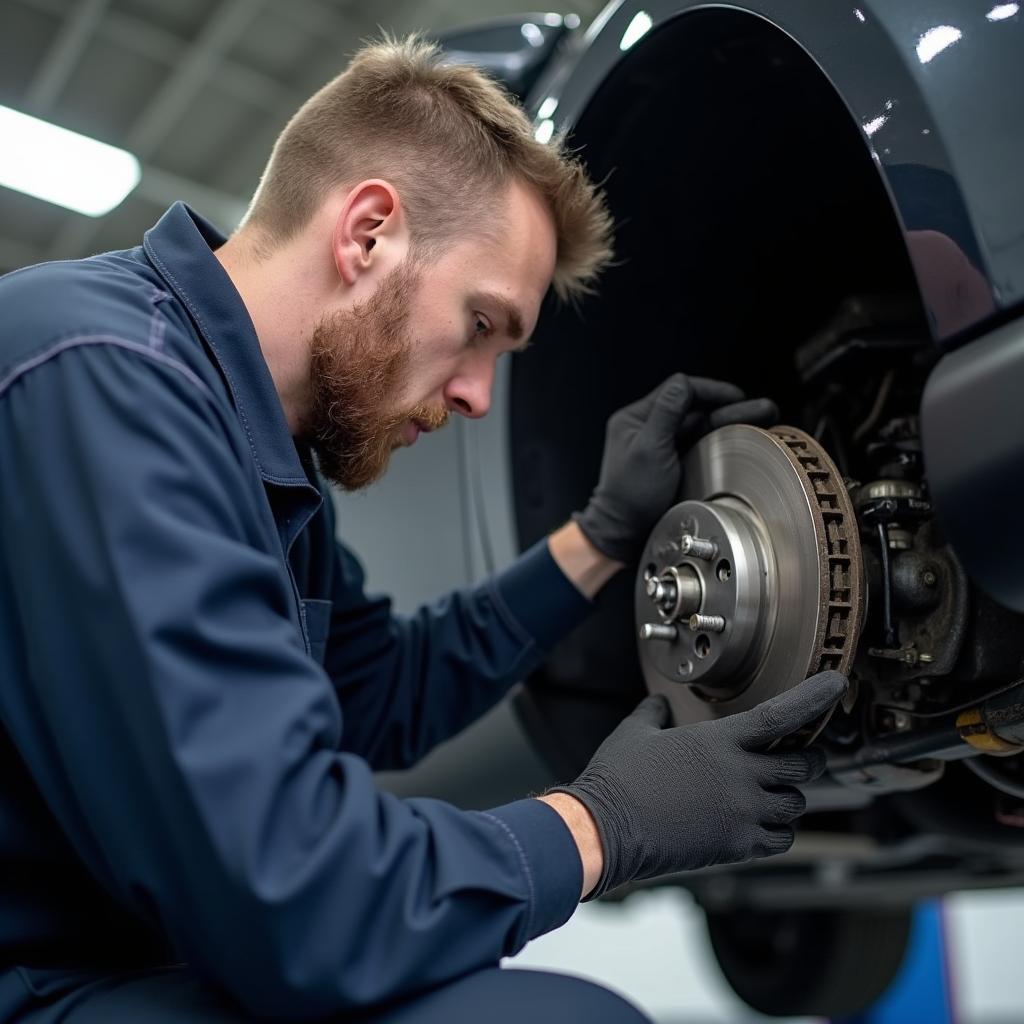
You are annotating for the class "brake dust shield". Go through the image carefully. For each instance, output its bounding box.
[635,425,864,735]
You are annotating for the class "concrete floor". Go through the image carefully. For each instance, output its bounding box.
[506,887,813,1024]
[507,886,1024,1023]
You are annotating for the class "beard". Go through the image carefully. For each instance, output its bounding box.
[303,258,449,490]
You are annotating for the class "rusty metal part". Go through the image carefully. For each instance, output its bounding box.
[770,427,865,683]
[856,520,970,690]
[635,425,865,738]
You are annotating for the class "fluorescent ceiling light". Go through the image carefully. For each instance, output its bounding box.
[0,104,140,217]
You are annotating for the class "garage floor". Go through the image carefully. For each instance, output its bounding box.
[508,887,1024,1023]
[507,888,815,1024]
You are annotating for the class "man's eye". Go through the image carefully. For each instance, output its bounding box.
[473,315,491,339]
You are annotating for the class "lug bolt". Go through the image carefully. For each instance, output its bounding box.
[680,534,716,560]
[922,570,938,587]
[689,613,726,633]
[640,623,678,642]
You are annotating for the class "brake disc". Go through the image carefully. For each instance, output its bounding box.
[635,425,864,736]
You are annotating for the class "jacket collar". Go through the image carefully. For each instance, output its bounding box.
[142,202,314,490]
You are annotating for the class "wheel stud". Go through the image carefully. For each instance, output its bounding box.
[640,623,678,642]
[680,533,716,560]
[689,613,726,633]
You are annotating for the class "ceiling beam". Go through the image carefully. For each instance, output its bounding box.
[100,12,302,113]
[125,0,269,157]
[13,0,302,116]
[46,0,267,260]
[24,0,110,113]
[284,0,380,43]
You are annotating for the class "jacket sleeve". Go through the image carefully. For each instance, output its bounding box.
[320,499,594,769]
[0,343,582,1020]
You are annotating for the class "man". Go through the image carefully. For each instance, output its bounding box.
[0,37,844,1024]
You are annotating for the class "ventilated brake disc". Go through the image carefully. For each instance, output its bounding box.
[635,425,864,738]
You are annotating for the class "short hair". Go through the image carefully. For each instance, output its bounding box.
[242,35,614,301]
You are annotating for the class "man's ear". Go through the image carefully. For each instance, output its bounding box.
[332,180,407,287]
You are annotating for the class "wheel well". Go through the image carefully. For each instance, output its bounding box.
[510,9,927,753]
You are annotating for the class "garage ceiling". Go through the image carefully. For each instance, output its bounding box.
[0,0,602,273]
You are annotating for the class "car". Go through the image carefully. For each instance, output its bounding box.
[373,4,1024,1017]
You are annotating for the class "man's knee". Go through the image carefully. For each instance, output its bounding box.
[508,969,651,1024]
[362,967,651,1024]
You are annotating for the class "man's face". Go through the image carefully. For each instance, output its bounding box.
[304,180,557,490]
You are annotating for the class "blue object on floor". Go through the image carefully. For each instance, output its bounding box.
[834,901,954,1024]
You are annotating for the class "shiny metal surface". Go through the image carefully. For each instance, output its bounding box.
[648,564,702,621]
[529,0,1024,343]
[437,14,578,102]
[857,479,925,502]
[680,533,716,560]
[636,426,864,727]
[636,496,772,695]
[640,622,679,641]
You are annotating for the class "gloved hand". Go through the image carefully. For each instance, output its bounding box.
[551,670,847,899]
[573,373,778,563]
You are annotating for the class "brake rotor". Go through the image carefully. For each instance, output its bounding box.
[635,425,864,738]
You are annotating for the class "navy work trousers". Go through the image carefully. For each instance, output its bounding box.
[6,966,652,1024]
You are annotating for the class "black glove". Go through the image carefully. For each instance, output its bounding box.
[551,671,846,899]
[573,373,778,563]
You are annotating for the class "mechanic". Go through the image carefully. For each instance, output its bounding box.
[0,36,846,1024]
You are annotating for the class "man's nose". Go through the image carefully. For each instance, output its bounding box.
[445,359,494,419]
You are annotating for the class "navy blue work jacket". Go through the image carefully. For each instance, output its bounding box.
[0,204,592,1021]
